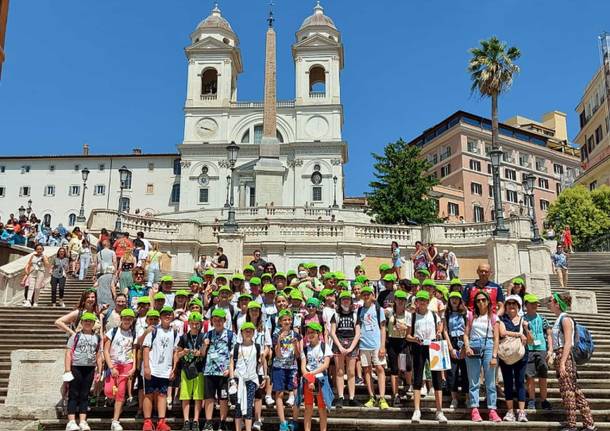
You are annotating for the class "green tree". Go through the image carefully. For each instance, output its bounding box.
[367,139,439,225]
[591,185,610,216]
[468,36,521,231]
[546,185,610,248]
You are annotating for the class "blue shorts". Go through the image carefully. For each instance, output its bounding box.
[272,367,297,392]
[144,375,169,395]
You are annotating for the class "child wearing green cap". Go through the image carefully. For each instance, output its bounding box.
[523,294,552,411]
[443,291,468,410]
[301,322,333,431]
[206,286,237,332]
[174,312,205,431]
[386,290,411,407]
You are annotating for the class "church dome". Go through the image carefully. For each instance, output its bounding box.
[197,4,235,35]
[299,1,336,30]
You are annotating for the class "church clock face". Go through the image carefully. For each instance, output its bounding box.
[198,175,210,186]
[306,115,329,140]
[196,118,218,139]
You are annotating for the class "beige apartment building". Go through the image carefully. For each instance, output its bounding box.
[409,110,581,229]
[574,34,610,190]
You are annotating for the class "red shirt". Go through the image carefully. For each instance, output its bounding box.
[113,238,134,259]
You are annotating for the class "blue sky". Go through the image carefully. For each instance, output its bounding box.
[0,1,607,196]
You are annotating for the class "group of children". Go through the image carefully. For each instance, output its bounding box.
[62,263,556,431]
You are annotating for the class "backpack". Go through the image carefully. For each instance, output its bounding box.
[71,332,101,360]
[150,327,179,346]
[560,315,595,365]
[410,311,439,338]
[232,343,262,364]
[110,326,136,345]
[205,329,234,353]
[358,303,383,327]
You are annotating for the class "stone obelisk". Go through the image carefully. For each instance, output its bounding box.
[254,9,285,205]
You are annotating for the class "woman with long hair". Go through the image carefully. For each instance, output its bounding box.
[549,292,595,431]
[410,241,431,272]
[463,290,501,423]
[22,244,50,307]
[55,289,103,337]
[263,262,277,278]
[51,247,70,307]
[443,291,468,409]
[391,241,402,279]
[79,236,92,281]
[146,243,162,288]
[117,248,136,294]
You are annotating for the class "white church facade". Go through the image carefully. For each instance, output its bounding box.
[0,3,350,226]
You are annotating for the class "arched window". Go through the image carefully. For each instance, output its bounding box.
[68,213,76,227]
[309,66,326,96]
[43,214,52,226]
[201,69,218,95]
[246,125,284,144]
[241,129,250,144]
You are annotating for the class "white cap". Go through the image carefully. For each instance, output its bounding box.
[505,294,523,308]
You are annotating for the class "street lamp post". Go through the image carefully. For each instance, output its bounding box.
[332,175,338,208]
[115,166,131,232]
[224,175,231,209]
[77,167,90,223]
[489,148,509,237]
[523,173,542,244]
[224,142,240,233]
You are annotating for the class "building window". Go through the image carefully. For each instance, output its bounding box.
[506,189,518,203]
[119,197,130,212]
[99,164,105,171]
[474,206,484,223]
[487,163,492,174]
[0,186,5,197]
[502,151,513,163]
[504,168,516,181]
[312,186,322,202]
[21,165,30,174]
[68,213,77,227]
[44,185,55,196]
[470,182,483,195]
[69,185,81,196]
[427,153,438,165]
[49,165,55,172]
[171,184,180,203]
[122,171,132,189]
[440,163,451,177]
[587,135,594,153]
[94,184,106,195]
[553,163,563,175]
[173,159,182,176]
[249,187,256,207]
[146,184,154,194]
[254,125,264,144]
[148,163,155,171]
[488,185,494,197]
[43,214,52,226]
[540,199,550,211]
[19,186,30,197]
[74,164,80,172]
[467,138,479,154]
[485,144,491,157]
[556,183,562,195]
[538,178,549,189]
[309,65,326,95]
[590,181,598,191]
[439,146,451,161]
[469,159,481,172]
[519,154,529,167]
[199,188,209,203]
[448,202,459,216]
[595,125,603,144]
[201,68,218,95]
[535,158,546,172]
[0,166,5,173]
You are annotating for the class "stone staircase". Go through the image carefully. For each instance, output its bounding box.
[0,254,609,430]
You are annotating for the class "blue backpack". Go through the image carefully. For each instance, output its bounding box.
[561,315,594,365]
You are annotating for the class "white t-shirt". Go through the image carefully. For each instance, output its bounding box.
[135,317,148,340]
[470,314,494,340]
[143,327,179,378]
[301,342,332,374]
[106,328,135,365]
[407,311,438,342]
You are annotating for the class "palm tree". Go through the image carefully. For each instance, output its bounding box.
[468,36,520,235]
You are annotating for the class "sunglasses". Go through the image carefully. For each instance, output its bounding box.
[306,305,317,308]
[475,298,488,303]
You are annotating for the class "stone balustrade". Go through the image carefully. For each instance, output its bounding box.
[0,246,58,305]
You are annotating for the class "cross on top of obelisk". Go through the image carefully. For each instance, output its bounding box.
[268,1,275,27]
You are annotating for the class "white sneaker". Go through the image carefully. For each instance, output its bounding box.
[33,302,38,307]
[449,398,459,410]
[411,409,421,423]
[503,410,516,422]
[252,420,263,431]
[60,301,66,308]
[79,420,91,431]
[23,300,32,308]
[436,411,448,423]
[286,393,295,407]
[111,420,123,431]
[420,385,428,397]
[65,420,80,431]
[264,395,275,406]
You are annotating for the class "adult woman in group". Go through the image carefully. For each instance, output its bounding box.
[51,247,70,307]
[497,295,530,422]
[55,289,103,337]
[390,241,402,280]
[22,243,50,307]
[67,231,83,277]
[463,290,501,423]
[410,241,430,272]
[146,243,162,288]
[549,292,596,431]
[116,248,137,294]
[97,228,110,252]
[79,236,92,281]
[427,243,439,276]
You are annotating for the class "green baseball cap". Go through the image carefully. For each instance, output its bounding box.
[261,273,272,280]
[189,298,203,308]
[319,288,336,300]
[175,289,189,297]
[204,269,215,276]
[232,273,245,281]
[211,308,227,319]
[243,265,255,272]
[262,284,277,294]
[283,286,294,295]
[219,285,232,293]
[334,272,347,281]
[160,305,174,315]
[274,272,287,279]
[361,285,374,294]
[355,275,369,284]
[449,278,463,286]
[323,272,336,280]
[410,277,421,286]
[287,270,297,277]
[512,277,525,285]
[290,290,303,301]
[189,276,203,284]
[306,297,321,308]
[422,279,436,288]
[415,290,430,301]
[337,280,350,289]
[120,308,136,318]
[278,309,293,319]
[241,322,256,332]
[146,310,160,318]
[137,296,151,305]
[216,274,228,281]
[449,291,463,300]
[247,301,262,309]
[249,277,261,285]
[379,263,392,271]
[304,262,318,269]
[416,268,430,277]
[188,312,203,322]
[306,322,323,333]
[524,293,540,304]
[153,292,166,301]
[160,275,174,282]
[211,290,219,298]
[383,274,397,282]
[239,293,253,302]
[81,312,97,322]
[394,290,408,300]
